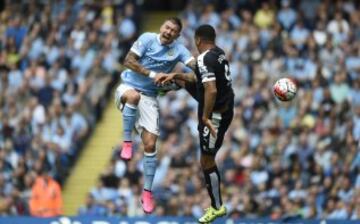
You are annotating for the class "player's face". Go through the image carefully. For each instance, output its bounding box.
[159,20,180,45]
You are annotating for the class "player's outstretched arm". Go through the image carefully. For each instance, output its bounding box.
[154,72,196,85]
[174,72,197,83]
[123,51,154,78]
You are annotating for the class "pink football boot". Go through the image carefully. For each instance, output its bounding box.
[120,142,133,160]
[141,190,155,214]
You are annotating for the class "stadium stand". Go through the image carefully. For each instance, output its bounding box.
[0,0,140,216]
[0,0,359,221]
[82,0,360,220]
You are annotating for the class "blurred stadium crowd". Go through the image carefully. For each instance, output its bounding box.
[0,0,140,216]
[0,0,359,221]
[84,0,360,220]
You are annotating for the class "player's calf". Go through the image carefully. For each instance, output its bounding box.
[120,103,137,160]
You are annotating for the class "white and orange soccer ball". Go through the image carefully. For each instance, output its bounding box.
[273,78,297,101]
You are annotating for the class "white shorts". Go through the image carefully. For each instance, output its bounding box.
[114,83,160,136]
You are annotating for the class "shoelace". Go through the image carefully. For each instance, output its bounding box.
[203,207,216,216]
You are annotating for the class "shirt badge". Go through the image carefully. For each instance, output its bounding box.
[167,49,174,57]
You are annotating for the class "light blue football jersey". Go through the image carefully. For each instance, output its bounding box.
[121,32,193,96]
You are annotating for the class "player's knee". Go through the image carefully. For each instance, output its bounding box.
[200,154,216,170]
[123,90,140,105]
[143,141,156,153]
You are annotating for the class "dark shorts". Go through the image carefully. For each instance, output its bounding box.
[184,81,234,155]
[198,100,234,155]
[184,81,199,102]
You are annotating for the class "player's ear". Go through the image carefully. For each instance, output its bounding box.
[195,36,200,46]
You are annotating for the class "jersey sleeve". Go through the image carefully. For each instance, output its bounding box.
[130,32,152,57]
[179,45,194,65]
[197,52,216,83]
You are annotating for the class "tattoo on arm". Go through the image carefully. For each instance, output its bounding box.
[123,51,150,76]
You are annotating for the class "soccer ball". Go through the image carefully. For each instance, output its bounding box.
[273,78,297,101]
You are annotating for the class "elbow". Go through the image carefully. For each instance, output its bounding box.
[123,58,130,68]
[123,53,133,69]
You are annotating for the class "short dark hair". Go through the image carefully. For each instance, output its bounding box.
[167,17,182,32]
[195,24,216,42]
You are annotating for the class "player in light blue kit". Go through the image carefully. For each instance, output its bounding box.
[114,17,195,214]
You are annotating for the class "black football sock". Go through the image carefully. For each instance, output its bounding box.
[203,166,222,209]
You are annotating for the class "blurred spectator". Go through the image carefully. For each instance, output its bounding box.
[254,2,275,29]
[290,20,310,50]
[277,0,297,31]
[313,21,328,46]
[118,2,137,60]
[78,193,106,216]
[327,11,350,44]
[330,72,350,104]
[199,4,221,28]
[29,169,63,217]
[5,16,27,50]
[0,0,140,217]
